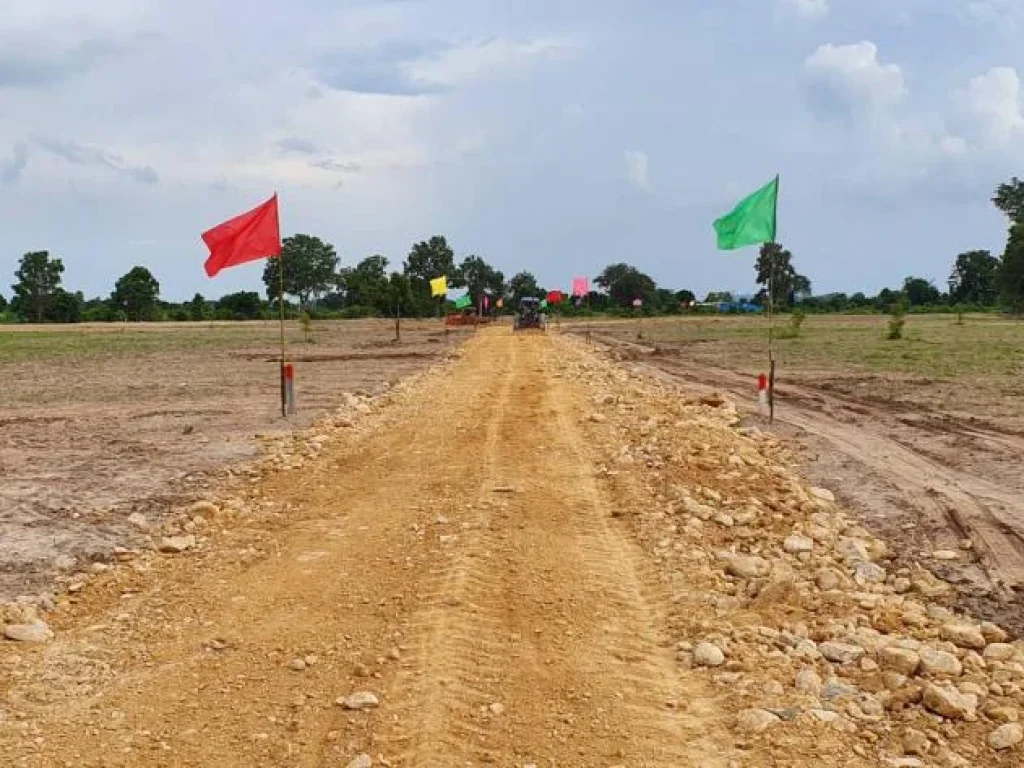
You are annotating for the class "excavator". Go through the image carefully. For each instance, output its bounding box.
[513,297,545,331]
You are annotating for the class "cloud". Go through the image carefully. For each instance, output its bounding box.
[33,137,158,184]
[309,158,362,173]
[0,38,123,88]
[1,142,30,183]
[316,39,451,95]
[624,150,650,191]
[275,137,322,155]
[784,0,830,21]
[958,66,1024,144]
[803,42,907,120]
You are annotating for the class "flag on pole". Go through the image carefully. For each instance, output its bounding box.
[430,276,448,297]
[546,290,564,304]
[713,176,778,250]
[571,277,589,297]
[540,299,549,309]
[483,295,490,310]
[454,294,472,309]
[202,194,281,277]
[496,298,504,309]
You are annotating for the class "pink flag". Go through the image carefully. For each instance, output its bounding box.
[483,295,490,310]
[571,277,589,297]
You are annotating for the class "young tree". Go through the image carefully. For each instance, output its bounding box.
[1000,223,1024,313]
[111,266,161,321]
[341,255,391,312]
[675,289,696,307]
[755,243,811,309]
[902,276,941,307]
[385,272,413,341]
[595,263,657,308]
[11,250,65,322]
[217,291,263,320]
[188,293,212,321]
[47,289,84,323]
[508,271,543,307]
[949,250,1001,306]
[459,255,505,307]
[263,234,339,309]
[993,177,1024,224]
[0,293,7,313]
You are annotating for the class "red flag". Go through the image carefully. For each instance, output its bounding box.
[483,295,490,310]
[546,290,564,304]
[202,194,282,277]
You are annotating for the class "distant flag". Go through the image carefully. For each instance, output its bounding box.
[430,276,448,297]
[496,297,504,309]
[546,290,564,304]
[713,175,778,250]
[571,277,589,297]
[454,294,472,310]
[540,299,549,309]
[632,298,643,308]
[483,294,490,310]
[202,194,281,277]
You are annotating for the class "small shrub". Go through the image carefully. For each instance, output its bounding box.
[886,302,907,340]
[300,311,313,343]
[790,308,806,336]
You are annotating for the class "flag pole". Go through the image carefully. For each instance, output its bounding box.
[278,243,287,419]
[767,174,779,424]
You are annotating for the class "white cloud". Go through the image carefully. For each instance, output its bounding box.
[804,42,907,117]
[785,0,831,21]
[624,150,650,191]
[408,37,579,90]
[958,66,1024,144]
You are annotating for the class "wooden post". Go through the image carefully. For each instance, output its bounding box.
[277,252,287,419]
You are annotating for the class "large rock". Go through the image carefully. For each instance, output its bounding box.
[810,487,835,504]
[3,622,53,643]
[735,708,781,734]
[854,562,887,584]
[815,568,850,591]
[983,643,1016,662]
[940,623,987,650]
[346,755,373,768]
[922,683,977,720]
[878,647,921,676]
[338,692,380,710]
[693,642,725,668]
[902,728,932,757]
[158,535,196,554]
[820,641,865,665]
[783,535,813,555]
[724,555,770,579]
[987,722,1022,751]
[795,667,822,696]
[981,622,1009,644]
[919,648,962,678]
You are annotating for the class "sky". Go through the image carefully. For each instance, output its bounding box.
[3,0,1024,301]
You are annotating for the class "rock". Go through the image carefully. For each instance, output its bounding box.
[820,641,865,664]
[127,512,150,531]
[901,728,932,757]
[488,702,505,716]
[190,501,219,519]
[983,643,1015,662]
[713,512,735,528]
[338,692,379,710]
[940,623,986,650]
[792,638,821,660]
[158,535,196,554]
[855,562,887,584]
[986,706,1019,723]
[587,413,607,423]
[893,577,912,594]
[724,555,770,579]
[879,647,921,676]
[289,658,307,672]
[932,747,971,768]
[694,642,726,668]
[987,722,1022,751]
[815,568,849,591]
[795,667,822,696]
[346,755,372,768]
[932,550,959,561]
[3,622,53,643]
[810,487,835,504]
[922,683,977,720]
[981,621,1008,644]
[885,759,923,768]
[783,535,813,555]
[836,538,871,563]
[821,679,859,701]
[735,708,780,734]
[919,648,962,678]
[882,671,909,691]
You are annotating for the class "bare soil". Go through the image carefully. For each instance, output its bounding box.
[576,319,1024,635]
[0,319,469,601]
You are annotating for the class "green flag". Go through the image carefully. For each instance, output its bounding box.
[454,294,472,309]
[540,299,549,309]
[713,175,778,250]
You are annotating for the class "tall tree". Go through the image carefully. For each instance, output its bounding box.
[385,272,413,341]
[675,289,696,307]
[111,266,161,321]
[1000,223,1024,313]
[949,250,1000,305]
[993,177,1024,224]
[263,234,339,309]
[901,276,941,306]
[342,255,391,312]
[0,293,8,313]
[754,243,811,309]
[459,255,505,307]
[508,271,543,307]
[403,236,462,315]
[217,291,263,320]
[11,251,65,322]
[595,263,657,308]
[188,293,212,321]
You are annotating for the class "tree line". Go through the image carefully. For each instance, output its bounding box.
[2,175,1023,324]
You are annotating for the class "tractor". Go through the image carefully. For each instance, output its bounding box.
[513,297,546,331]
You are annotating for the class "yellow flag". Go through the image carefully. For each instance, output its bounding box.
[430,276,448,297]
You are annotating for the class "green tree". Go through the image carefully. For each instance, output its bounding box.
[902,276,941,307]
[993,177,1024,224]
[403,236,462,315]
[675,289,696,307]
[11,250,65,322]
[48,289,83,323]
[385,271,414,341]
[263,234,339,309]
[1000,223,1024,313]
[0,293,7,313]
[705,291,734,303]
[188,293,212,321]
[508,271,543,307]
[111,266,161,321]
[217,291,263,320]
[459,255,505,308]
[754,243,811,309]
[341,254,391,312]
[949,250,1000,306]
[595,263,657,308]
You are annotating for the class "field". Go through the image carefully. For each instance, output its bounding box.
[0,319,470,600]
[569,313,1024,630]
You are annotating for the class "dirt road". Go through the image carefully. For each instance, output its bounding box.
[0,330,733,767]
[590,334,1024,635]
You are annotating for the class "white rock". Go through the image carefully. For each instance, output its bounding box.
[346,755,372,768]
[987,722,1022,751]
[820,641,865,664]
[724,555,770,579]
[694,642,726,668]
[289,658,307,672]
[810,487,835,503]
[902,728,931,757]
[878,647,920,676]
[919,648,963,678]
[338,692,379,710]
[795,667,822,696]
[158,535,196,554]
[940,623,987,650]
[855,562,887,584]
[3,622,53,643]
[922,683,977,720]
[488,702,505,716]
[981,621,1009,644]
[932,550,959,561]
[983,643,1016,662]
[783,535,814,555]
[735,708,780,734]
[127,512,150,531]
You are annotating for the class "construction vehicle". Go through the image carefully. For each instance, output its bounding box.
[513,297,546,331]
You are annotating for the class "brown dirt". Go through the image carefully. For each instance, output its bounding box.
[0,319,468,602]
[585,331,1024,636]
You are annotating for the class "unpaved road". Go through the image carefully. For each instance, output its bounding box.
[590,333,1024,634]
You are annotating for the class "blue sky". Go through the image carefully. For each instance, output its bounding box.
[2,0,1024,301]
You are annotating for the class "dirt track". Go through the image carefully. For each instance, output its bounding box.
[3,329,1023,767]
[590,333,1024,634]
